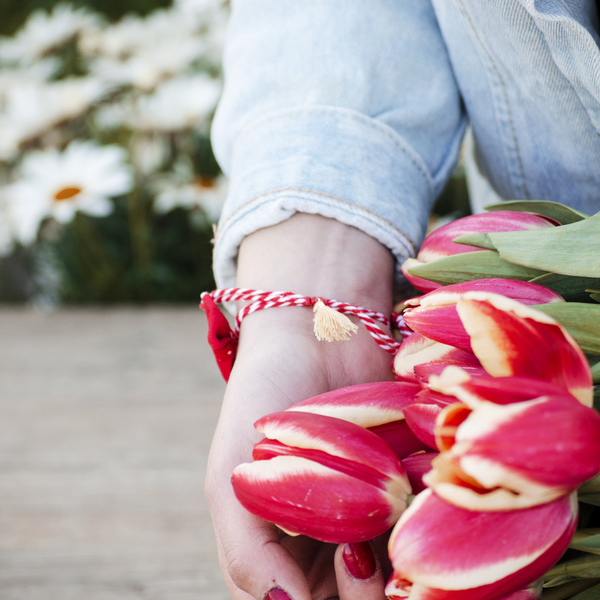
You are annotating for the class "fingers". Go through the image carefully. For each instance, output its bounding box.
[207,462,315,600]
[334,542,387,600]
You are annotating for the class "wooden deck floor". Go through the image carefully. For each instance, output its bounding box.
[0,307,230,600]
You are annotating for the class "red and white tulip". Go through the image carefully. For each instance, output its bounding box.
[287,381,431,458]
[402,279,563,353]
[455,292,592,406]
[232,410,411,543]
[422,386,600,510]
[388,489,577,600]
[403,212,557,292]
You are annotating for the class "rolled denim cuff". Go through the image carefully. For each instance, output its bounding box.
[213,106,435,290]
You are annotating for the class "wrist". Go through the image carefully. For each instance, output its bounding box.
[236,213,394,315]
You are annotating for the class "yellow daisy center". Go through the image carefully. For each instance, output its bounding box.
[54,186,82,202]
[193,177,215,190]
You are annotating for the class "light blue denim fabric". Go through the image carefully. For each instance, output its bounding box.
[211,0,600,290]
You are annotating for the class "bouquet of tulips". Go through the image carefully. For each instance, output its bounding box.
[230,201,600,600]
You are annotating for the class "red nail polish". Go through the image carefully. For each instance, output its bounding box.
[342,542,376,579]
[264,587,293,600]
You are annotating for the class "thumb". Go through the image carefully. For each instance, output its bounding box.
[214,502,313,600]
[334,542,386,600]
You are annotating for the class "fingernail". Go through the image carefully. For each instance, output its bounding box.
[264,587,293,600]
[342,542,376,580]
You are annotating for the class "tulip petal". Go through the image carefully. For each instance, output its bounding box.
[368,419,433,459]
[498,580,543,600]
[415,387,459,408]
[402,452,438,494]
[287,382,421,428]
[389,489,577,594]
[403,280,564,353]
[407,577,544,600]
[403,404,441,450]
[414,362,487,385]
[429,369,578,406]
[456,395,600,493]
[404,305,471,352]
[394,333,481,382]
[405,279,563,309]
[252,438,396,490]
[417,212,555,263]
[232,455,406,543]
[456,293,592,406]
[386,572,412,598]
[255,411,410,494]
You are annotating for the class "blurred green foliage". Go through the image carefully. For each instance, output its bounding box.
[0,0,223,304]
[55,202,215,303]
[0,0,173,36]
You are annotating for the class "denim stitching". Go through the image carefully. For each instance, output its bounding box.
[458,0,531,199]
[216,186,418,256]
[235,109,433,192]
[535,18,600,133]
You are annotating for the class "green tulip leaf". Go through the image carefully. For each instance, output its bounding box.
[484,200,589,224]
[568,582,600,600]
[541,579,600,600]
[591,294,600,303]
[452,232,496,250]
[545,554,600,579]
[578,494,600,507]
[532,303,600,355]
[545,575,583,588]
[407,251,546,285]
[579,476,600,495]
[528,274,600,302]
[470,212,600,277]
[570,532,600,555]
[591,361,600,384]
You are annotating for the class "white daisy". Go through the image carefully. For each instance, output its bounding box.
[0,77,111,160]
[153,174,227,222]
[0,57,60,95]
[128,73,221,131]
[130,133,170,175]
[174,0,224,14]
[0,4,102,66]
[91,37,208,91]
[84,8,201,60]
[5,141,133,245]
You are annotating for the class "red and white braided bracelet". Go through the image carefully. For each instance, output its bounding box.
[200,288,410,381]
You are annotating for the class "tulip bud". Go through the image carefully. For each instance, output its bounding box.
[402,279,563,352]
[455,292,592,406]
[287,381,431,458]
[232,411,411,543]
[422,388,600,510]
[388,489,577,600]
[403,212,556,292]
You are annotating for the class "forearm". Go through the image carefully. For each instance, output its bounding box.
[207,215,396,600]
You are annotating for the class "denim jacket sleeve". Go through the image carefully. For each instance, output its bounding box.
[210,0,466,290]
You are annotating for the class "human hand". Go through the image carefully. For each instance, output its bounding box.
[205,214,396,600]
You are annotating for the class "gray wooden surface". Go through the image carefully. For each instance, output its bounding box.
[0,307,230,600]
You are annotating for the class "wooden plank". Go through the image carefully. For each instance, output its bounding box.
[0,307,229,600]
